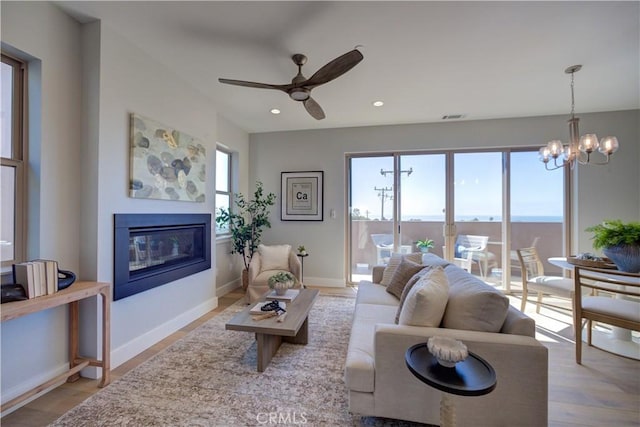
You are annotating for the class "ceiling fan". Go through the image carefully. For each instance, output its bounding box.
[218,49,364,120]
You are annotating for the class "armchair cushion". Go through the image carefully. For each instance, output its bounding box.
[258,244,291,273]
[398,266,449,327]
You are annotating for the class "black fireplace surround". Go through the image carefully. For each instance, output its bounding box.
[114,213,211,300]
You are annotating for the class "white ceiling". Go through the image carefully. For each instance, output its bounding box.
[56,1,639,134]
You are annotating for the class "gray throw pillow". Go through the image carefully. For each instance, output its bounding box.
[380,252,423,286]
[385,258,427,299]
[395,266,432,323]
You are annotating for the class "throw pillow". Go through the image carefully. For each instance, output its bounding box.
[395,266,433,323]
[386,258,427,299]
[398,266,449,327]
[441,264,509,332]
[380,252,423,286]
[258,244,291,272]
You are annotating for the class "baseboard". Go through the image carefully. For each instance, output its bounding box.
[0,363,69,416]
[304,277,346,288]
[110,296,218,370]
[217,278,241,296]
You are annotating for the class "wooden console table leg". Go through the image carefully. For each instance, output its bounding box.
[67,301,81,383]
[99,288,111,387]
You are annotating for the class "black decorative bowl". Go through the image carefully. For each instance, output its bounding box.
[58,269,77,290]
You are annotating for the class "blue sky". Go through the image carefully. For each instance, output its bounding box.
[350,151,563,221]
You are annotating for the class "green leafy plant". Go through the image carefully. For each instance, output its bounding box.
[297,245,306,254]
[415,238,435,250]
[585,220,640,250]
[268,271,295,289]
[215,181,276,271]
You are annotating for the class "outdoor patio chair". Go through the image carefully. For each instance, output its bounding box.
[455,234,498,279]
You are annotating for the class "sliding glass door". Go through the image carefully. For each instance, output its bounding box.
[347,149,565,290]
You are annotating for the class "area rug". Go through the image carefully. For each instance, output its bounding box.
[50,295,425,426]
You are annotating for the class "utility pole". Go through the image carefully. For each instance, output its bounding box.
[380,167,413,177]
[374,186,393,220]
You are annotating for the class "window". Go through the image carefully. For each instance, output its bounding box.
[215,148,232,234]
[1,53,26,269]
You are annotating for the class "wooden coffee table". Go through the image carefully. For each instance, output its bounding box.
[225,288,319,372]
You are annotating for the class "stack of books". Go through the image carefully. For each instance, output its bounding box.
[12,260,59,299]
[265,289,299,302]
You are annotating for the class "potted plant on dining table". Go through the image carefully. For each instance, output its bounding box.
[586,219,640,272]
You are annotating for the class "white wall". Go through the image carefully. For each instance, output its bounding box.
[250,110,639,284]
[0,3,248,409]
[215,115,250,293]
[1,1,84,409]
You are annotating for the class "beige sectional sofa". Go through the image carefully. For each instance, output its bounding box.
[345,254,548,426]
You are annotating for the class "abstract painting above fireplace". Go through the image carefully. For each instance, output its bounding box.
[114,213,211,300]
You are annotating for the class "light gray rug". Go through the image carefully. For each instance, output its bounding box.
[51,295,426,426]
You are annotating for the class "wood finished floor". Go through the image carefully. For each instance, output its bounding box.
[2,285,639,427]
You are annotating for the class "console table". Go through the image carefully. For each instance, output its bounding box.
[405,343,496,427]
[0,281,111,412]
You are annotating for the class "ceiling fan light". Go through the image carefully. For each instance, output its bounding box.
[290,89,310,101]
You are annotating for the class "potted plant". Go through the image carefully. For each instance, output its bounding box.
[415,238,435,253]
[268,271,295,296]
[215,181,276,289]
[586,219,640,272]
[297,245,307,256]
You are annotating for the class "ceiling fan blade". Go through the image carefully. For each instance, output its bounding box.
[302,49,364,88]
[218,78,285,91]
[303,97,325,120]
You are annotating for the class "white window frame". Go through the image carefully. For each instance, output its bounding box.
[215,147,233,236]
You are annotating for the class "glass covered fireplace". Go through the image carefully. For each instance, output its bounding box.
[114,213,211,300]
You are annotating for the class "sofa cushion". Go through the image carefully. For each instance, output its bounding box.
[386,258,427,299]
[356,281,399,306]
[395,266,433,323]
[345,303,398,392]
[258,244,291,273]
[398,266,449,327]
[380,252,423,286]
[441,263,509,332]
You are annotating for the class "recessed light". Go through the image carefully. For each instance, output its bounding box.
[270,108,281,115]
[372,101,384,107]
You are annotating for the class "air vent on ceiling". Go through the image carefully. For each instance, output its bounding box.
[442,114,466,120]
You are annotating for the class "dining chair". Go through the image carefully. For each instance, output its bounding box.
[573,265,640,364]
[516,247,575,321]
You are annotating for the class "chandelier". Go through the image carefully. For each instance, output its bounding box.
[538,65,619,171]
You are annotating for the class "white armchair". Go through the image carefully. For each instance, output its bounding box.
[247,244,302,304]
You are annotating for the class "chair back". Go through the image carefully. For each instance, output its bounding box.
[516,247,544,280]
[371,234,393,247]
[454,234,489,257]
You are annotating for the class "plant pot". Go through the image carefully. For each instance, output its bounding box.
[273,281,293,296]
[241,269,248,291]
[603,244,640,273]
